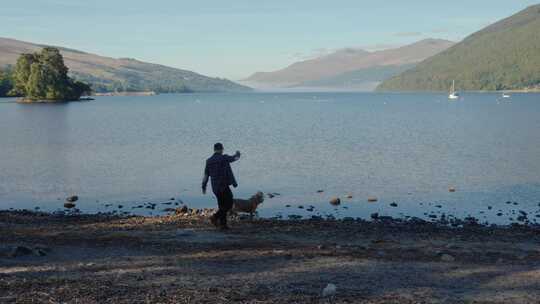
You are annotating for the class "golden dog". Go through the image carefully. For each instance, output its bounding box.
[231,191,264,217]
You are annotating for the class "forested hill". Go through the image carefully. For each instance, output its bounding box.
[377,5,540,92]
[0,38,251,93]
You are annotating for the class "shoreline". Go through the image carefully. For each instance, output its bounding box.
[93,91,158,97]
[1,210,539,303]
[16,97,94,103]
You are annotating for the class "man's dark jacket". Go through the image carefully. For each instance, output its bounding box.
[202,153,239,194]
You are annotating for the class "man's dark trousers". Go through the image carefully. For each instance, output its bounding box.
[214,187,233,226]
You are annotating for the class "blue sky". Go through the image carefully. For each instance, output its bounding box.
[1,0,538,80]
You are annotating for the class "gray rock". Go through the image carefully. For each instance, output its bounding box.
[66,195,78,202]
[64,202,76,209]
[10,246,33,258]
[440,254,455,262]
[322,283,337,297]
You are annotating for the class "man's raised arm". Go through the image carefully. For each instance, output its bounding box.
[225,150,241,163]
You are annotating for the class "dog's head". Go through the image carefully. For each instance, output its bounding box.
[250,191,265,206]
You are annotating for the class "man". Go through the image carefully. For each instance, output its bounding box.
[202,143,241,230]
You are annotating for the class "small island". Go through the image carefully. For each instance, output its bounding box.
[9,47,91,103]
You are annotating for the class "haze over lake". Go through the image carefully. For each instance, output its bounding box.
[1,92,539,224]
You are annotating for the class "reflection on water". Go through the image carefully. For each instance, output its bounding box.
[0,92,539,224]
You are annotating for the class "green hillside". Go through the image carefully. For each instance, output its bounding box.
[0,38,251,94]
[377,5,540,92]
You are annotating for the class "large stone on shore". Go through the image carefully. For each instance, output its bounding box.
[329,197,341,206]
[66,195,79,202]
[322,283,337,297]
[10,246,33,258]
[440,253,455,262]
[64,202,76,209]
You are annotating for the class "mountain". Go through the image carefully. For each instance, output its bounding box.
[244,39,454,90]
[377,5,540,92]
[0,37,251,93]
[298,64,416,91]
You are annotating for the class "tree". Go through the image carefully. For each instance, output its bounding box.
[0,67,18,97]
[11,47,92,101]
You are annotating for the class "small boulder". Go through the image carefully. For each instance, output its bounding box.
[440,254,455,262]
[64,202,76,209]
[322,283,337,298]
[370,213,379,220]
[329,197,341,206]
[10,246,33,258]
[34,248,48,257]
[267,193,275,198]
[66,195,78,202]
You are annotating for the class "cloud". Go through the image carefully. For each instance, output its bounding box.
[354,43,400,52]
[394,32,423,37]
[290,48,333,60]
[432,28,449,33]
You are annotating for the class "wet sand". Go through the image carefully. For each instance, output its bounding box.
[1,210,540,303]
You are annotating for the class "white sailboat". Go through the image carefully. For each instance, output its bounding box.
[502,92,511,98]
[448,80,459,100]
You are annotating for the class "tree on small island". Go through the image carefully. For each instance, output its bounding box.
[10,47,91,102]
[0,67,15,97]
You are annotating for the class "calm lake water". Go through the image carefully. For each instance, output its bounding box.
[1,92,539,224]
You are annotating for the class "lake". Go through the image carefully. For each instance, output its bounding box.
[1,92,539,224]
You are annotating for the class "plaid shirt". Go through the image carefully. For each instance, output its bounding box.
[202,152,240,193]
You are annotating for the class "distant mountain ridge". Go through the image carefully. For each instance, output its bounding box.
[244,39,454,90]
[377,5,540,91]
[0,37,251,93]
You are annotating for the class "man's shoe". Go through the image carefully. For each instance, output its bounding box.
[210,214,219,227]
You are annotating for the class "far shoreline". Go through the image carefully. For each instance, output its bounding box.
[16,97,94,103]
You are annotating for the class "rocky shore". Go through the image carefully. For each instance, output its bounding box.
[1,209,540,303]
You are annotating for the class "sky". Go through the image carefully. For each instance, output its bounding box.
[1,0,539,80]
